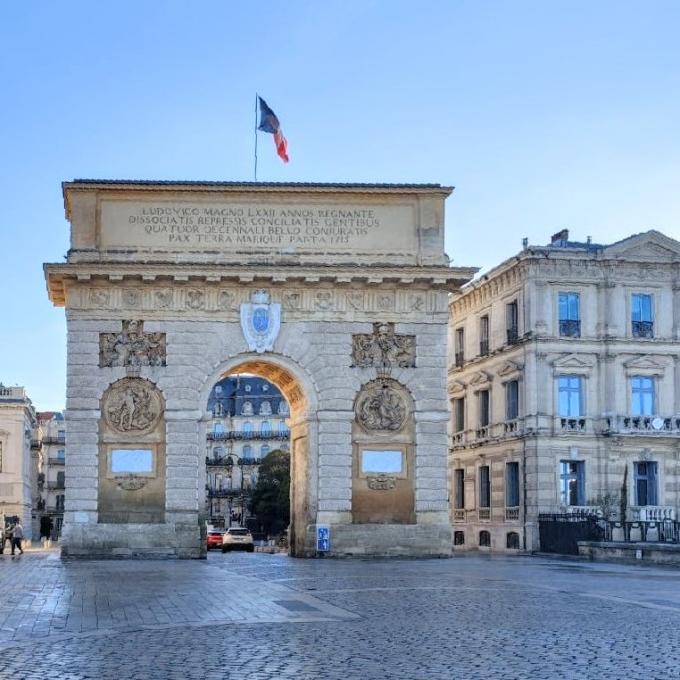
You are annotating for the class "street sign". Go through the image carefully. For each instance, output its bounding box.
[316,524,330,552]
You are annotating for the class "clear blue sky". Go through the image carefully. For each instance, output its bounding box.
[1,1,679,410]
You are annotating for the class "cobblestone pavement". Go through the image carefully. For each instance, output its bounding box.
[0,550,679,679]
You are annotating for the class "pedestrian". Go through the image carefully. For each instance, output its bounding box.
[11,520,24,555]
[1,521,13,555]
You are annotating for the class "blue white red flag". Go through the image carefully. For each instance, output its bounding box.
[257,96,289,163]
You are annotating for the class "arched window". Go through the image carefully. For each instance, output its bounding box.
[261,444,270,457]
[278,401,289,415]
[479,530,491,547]
[242,422,253,434]
[242,445,252,459]
[260,420,271,435]
[260,401,272,415]
[506,532,520,550]
[454,531,465,546]
[242,401,253,416]
[279,421,288,434]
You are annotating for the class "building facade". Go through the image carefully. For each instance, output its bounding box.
[448,230,680,552]
[0,385,37,535]
[206,375,290,528]
[35,412,66,540]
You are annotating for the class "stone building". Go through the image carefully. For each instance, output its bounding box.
[448,229,680,552]
[0,384,37,534]
[35,411,66,539]
[206,375,290,527]
[44,180,474,558]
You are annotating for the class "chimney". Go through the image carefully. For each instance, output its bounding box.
[551,229,569,245]
[522,237,528,250]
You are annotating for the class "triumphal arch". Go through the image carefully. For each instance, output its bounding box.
[45,180,474,558]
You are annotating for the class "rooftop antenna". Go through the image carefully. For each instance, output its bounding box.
[522,237,528,250]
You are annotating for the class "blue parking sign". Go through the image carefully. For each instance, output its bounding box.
[317,525,330,552]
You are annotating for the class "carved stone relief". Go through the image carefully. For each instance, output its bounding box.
[218,290,235,310]
[90,289,110,307]
[103,378,163,433]
[367,474,397,490]
[186,289,205,310]
[356,381,407,431]
[154,289,173,309]
[114,474,149,491]
[100,320,166,367]
[351,322,416,369]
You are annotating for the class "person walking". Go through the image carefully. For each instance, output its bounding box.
[1,521,13,555]
[11,520,24,555]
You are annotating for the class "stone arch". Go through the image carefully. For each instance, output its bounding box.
[351,377,415,524]
[98,377,166,524]
[198,352,320,556]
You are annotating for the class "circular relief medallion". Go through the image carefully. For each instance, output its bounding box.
[103,379,162,433]
[356,383,407,432]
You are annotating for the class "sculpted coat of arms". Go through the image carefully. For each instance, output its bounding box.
[240,290,281,353]
[100,320,166,368]
[352,323,415,370]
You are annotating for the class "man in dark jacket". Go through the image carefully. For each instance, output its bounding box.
[11,521,24,555]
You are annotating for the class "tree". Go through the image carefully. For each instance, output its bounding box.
[248,449,290,537]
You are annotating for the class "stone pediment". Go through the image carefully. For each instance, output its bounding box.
[552,353,595,372]
[469,371,492,388]
[448,379,466,396]
[604,230,680,262]
[497,360,523,378]
[624,354,668,374]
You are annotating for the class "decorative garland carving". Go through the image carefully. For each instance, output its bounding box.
[103,378,163,433]
[351,322,415,370]
[99,320,166,367]
[356,381,407,431]
[114,474,148,491]
[367,474,397,490]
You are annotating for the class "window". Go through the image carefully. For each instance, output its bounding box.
[454,531,465,546]
[245,384,252,392]
[479,530,491,547]
[453,398,465,432]
[213,403,223,417]
[632,294,654,338]
[213,422,224,435]
[634,462,658,506]
[506,462,520,507]
[57,429,65,441]
[260,420,271,435]
[455,328,465,367]
[479,316,489,356]
[454,468,465,509]
[242,421,253,434]
[57,449,65,461]
[242,401,253,416]
[505,381,519,421]
[560,461,585,506]
[506,532,520,549]
[558,376,583,417]
[243,444,252,458]
[559,292,581,337]
[260,401,272,415]
[478,391,490,427]
[479,465,490,508]
[278,401,289,415]
[631,376,655,416]
[506,301,519,344]
[261,444,270,457]
[279,421,288,434]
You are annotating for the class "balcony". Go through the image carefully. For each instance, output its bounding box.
[206,488,249,499]
[478,508,491,521]
[475,425,490,441]
[631,506,676,521]
[47,482,65,490]
[454,352,464,368]
[504,419,521,435]
[206,456,262,467]
[42,436,65,445]
[559,417,587,433]
[506,328,519,345]
[606,415,680,435]
[48,457,65,466]
[559,319,581,338]
[505,507,520,521]
[632,320,654,338]
[479,341,489,357]
[31,439,42,449]
[45,506,65,514]
[453,509,466,522]
[207,430,290,442]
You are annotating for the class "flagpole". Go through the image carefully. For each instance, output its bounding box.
[254,93,258,181]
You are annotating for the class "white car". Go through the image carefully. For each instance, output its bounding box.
[221,527,254,553]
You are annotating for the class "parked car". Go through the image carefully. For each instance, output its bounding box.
[207,530,225,550]
[221,527,254,553]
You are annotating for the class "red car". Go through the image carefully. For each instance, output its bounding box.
[207,530,225,550]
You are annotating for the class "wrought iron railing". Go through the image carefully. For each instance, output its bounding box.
[47,482,65,490]
[206,456,263,467]
[632,320,654,338]
[42,436,66,445]
[207,431,290,441]
[48,457,65,466]
[454,352,464,368]
[505,507,520,521]
[559,319,581,338]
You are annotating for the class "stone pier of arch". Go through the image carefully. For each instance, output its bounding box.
[44,180,476,558]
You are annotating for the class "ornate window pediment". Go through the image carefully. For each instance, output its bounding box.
[624,354,668,376]
[469,371,492,389]
[552,353,595,375]
[497,360,523,380]
[448,380,466,397]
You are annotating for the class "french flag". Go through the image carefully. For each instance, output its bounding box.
[257,96,289,163]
